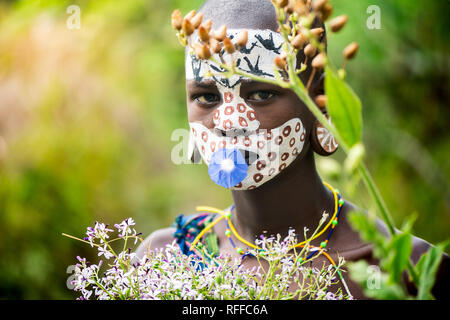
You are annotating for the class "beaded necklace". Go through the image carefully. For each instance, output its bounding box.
[190,181,351,295]
[192,182,342,260]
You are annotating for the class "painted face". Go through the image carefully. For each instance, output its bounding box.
[186,29,307,190]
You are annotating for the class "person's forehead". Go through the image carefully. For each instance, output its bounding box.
[185,28,287,82]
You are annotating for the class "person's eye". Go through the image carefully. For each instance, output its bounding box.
[247,90,275,102]
[195,93,220,105]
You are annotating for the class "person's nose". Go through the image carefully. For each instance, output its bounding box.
[212,93,260,137]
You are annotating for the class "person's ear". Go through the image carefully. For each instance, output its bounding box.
[309,73,339,156]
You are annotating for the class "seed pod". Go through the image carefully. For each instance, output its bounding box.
[223,37,235,54]
[214,25,227,41]
[294,1,308,16]
[184,10,196,21]
[194,42,212,60]
[274,56,287,70]
[291,33,307,49]
[209,38,222,54]
[191,12,203,29]
[236,30,248,47]
[285,1,295,14]
[201,19,213,33]
[277,0,289,8]
[312,0,327,12]
[304,43,316,57]
[315,95,328,109]
[330,15,348,32]
[321,3,333,21]
[182,18,195,36]
[343,42,359,60]
[171,9,183,31]
[312,52,326,69]
[198,25,210,42]
[310,27,324,39]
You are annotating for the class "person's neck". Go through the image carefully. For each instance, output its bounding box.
[230,150,335,243]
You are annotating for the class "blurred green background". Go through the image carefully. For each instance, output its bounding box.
[0,0,448,299]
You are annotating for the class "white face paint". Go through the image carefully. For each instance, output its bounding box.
[186,29,306,190]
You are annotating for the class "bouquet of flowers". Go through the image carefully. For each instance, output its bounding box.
[64,217,353,300]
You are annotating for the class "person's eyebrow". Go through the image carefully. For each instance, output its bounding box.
[188,79,217,89]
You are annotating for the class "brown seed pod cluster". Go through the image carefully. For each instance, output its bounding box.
[171,9,250,61]
[172,1,359,75]
[312,0,333,22]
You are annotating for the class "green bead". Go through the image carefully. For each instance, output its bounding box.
[236,247,244,255]
[338,199,344,206]
[225,230,231,237]
[332,220,338,226]
[298,257,303,263]
[226,212,232,219]
[320,241,327,248]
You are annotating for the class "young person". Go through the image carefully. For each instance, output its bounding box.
[136,0,449,299]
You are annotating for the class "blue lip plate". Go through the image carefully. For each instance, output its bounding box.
[208,148,248,189]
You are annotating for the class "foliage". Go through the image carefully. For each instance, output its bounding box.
[347,211,449,299]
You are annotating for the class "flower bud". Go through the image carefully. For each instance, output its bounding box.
[291,33,307,49]
[194,42,212,60]
[312,52,326,69]
[198,25,210,42]
[343,42,359,60]
[201,19,213,33]
[321,4,333,21]
[285,1,295,14]
[274,56,287,70]
[304,43,316,57]
[223,37,235,54]
[312,0,327,11]
[277,0,289,8]
[182,18,195,36]
[236,30,248,47]
[315,94,327,109]
[344,143,365,175]
[214,25,227,41]
[330,15,348,32]
[171,9,183,31]
[184,10,196,21]
[310,27,324,39]
[191,12,203,29]
[294,1,308,16]
[209,38,222,54]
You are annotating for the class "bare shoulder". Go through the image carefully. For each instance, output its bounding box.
[135,227,176,259]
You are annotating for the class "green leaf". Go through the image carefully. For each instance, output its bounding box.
[347,211,387,258]
[385,233,412,284]
[416,240,450,300]
[325,66,363,148]
[347,260,408,300]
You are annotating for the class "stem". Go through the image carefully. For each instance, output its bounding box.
[358,163,396,236]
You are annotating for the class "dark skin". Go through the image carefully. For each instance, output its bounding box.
[136,0,449,299]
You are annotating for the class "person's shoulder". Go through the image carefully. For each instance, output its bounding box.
[135,227,176,259]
